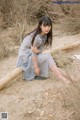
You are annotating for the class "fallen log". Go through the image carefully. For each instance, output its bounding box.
[0,67,23,90]
[0,41,80,90]
[53,41,80,53]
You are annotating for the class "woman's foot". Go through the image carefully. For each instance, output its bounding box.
[61,76,71,84]
[59,69,72,83]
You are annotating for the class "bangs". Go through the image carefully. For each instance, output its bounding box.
[43,20,51,26]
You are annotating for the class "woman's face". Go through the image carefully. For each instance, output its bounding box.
[40,23,51,35]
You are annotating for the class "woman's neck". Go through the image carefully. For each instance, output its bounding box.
[40,32,46,36]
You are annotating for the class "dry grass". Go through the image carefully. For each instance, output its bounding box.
[0,0,80,33]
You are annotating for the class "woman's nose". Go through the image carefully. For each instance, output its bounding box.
[45,26,49,30]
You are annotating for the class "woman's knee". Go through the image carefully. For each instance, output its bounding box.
[38,53,51,63]
[44,53,52,59]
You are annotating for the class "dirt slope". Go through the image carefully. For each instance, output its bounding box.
[0,33,80,120]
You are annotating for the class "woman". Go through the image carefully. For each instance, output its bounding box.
[17,16,70,83]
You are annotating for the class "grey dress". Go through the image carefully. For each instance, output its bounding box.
[17,32,56,80]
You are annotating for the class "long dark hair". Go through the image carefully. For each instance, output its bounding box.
[28,16,53,47]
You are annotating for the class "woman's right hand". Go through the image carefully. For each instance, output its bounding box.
[34,66,40,76]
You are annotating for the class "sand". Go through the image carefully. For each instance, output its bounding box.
[0,32,80,120]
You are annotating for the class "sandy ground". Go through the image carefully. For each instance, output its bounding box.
[0,33,80,120]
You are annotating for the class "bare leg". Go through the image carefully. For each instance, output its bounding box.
[42,52,71,84]
[50,64,71,84]
[58,68,72,82]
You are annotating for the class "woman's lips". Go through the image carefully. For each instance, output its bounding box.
[45,31,49,33]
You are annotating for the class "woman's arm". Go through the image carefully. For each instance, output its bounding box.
[31,46,50,76]
[32,49,40,76]
[31,46,41,54]
[31,37,42,76]
[32,55,40,76]
[31,46,50,54]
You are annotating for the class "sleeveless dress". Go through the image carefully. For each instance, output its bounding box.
[17,32,56,80]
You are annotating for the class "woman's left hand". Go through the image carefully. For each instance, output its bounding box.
[42,49,50,53]
[31,46,38,53]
